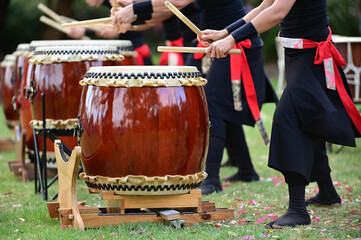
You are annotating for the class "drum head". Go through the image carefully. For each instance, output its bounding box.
[81,66,207,88]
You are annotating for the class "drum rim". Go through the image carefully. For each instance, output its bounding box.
[30,118,78,130]
[29,46,124,64]
[0,54,16,67]
[80,66,207,87]
[79,171,208,196]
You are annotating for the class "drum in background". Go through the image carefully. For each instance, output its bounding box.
[333,35,361,102]
[0,54,18,128]
[78,66,209,195]
[13,44,35,149]
[27,45,124,153]
[30,40,137,66]
[13,43,32,101]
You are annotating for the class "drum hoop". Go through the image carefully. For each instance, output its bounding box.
[79,171,208,196]
[0,61,15,68]
[30,118,78,130]
[13,43,32,57]
[0,55,16,67]
[6,120,19,128]
[29,46,124,64]
[80,68,207,87]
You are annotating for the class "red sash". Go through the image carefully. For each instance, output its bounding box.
[135,44,151,66]
[194,41,206,60]
[299,29,361,134]
[230,40,269,145]
[159,38,184,66]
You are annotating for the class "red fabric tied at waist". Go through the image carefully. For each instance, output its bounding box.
[300,28,361,134]
[135,44,151,65]
[230,40,269,145]
[159,38,184,66]
[194,41,206,60]
[230,39,260,120]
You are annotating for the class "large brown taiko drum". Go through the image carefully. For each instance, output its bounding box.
[28,45,124,153]
[78,66,209,195]
[0,54,18,128]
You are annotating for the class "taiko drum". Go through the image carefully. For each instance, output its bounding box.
[13,43,35,149]
[27,45,124,153]
[78,66,209,195]
[30,40,137,66]
[0,54,18,128]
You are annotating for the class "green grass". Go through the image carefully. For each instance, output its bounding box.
[0,92,360,239]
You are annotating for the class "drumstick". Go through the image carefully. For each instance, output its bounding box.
[61,17,113,28]
[164,1,203,36]
[40,16,69,34]
[40,16,91,40]
[158,46,242,54]
[111,0,120,32]
[38,3,65,23]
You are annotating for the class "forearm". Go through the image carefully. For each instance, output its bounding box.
[243,0,274,23]
[151,0,194,13]
[250,0,295,34]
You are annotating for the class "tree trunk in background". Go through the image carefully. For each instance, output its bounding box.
[41,0,74,40]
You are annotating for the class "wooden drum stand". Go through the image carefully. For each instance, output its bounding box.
[47,140,234,230]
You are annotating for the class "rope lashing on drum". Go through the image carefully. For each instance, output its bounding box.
[84,181,203,192]
[83,71,202,80]
[33,49,120,55]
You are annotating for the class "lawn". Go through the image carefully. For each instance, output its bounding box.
[0,92,360,239]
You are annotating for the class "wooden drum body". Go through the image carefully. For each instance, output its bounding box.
[0,54,18,128]
[78,66,209,195]
[28,46,124,152]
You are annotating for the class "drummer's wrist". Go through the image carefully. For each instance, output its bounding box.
[220,29,229,38]
[225,19,246,35]
[133,0,153,15]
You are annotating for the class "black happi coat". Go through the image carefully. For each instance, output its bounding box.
[268,0,359,181]
[192,0,277,139]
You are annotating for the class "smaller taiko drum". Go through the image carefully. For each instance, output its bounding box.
[30,40,137,66]
[0,54,18,128]
[78,66,209,195]
[27,45,124,152]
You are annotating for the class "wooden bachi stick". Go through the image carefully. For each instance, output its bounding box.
[164,1,203,36]
[38,3,65,23]
[111,0,120,32]
[40,16,90,40]
[61,17,113,28]
[158,46,242,54]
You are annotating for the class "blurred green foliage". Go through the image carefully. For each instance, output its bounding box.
[1,0,360,62]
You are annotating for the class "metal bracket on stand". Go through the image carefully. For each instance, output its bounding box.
[32,93,81,201]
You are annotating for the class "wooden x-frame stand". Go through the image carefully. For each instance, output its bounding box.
[47,140,234,230]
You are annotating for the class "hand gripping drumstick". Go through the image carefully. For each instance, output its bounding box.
[111,0,120,32]
[158,46,242,54]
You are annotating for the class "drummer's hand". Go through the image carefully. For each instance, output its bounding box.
[116,22,133,33]
[68,27,86,39]
[199,29,229,45]
[86,0,104,7]
[96,28,119,38]
[206,35,236,59]
[112,5,135,25]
